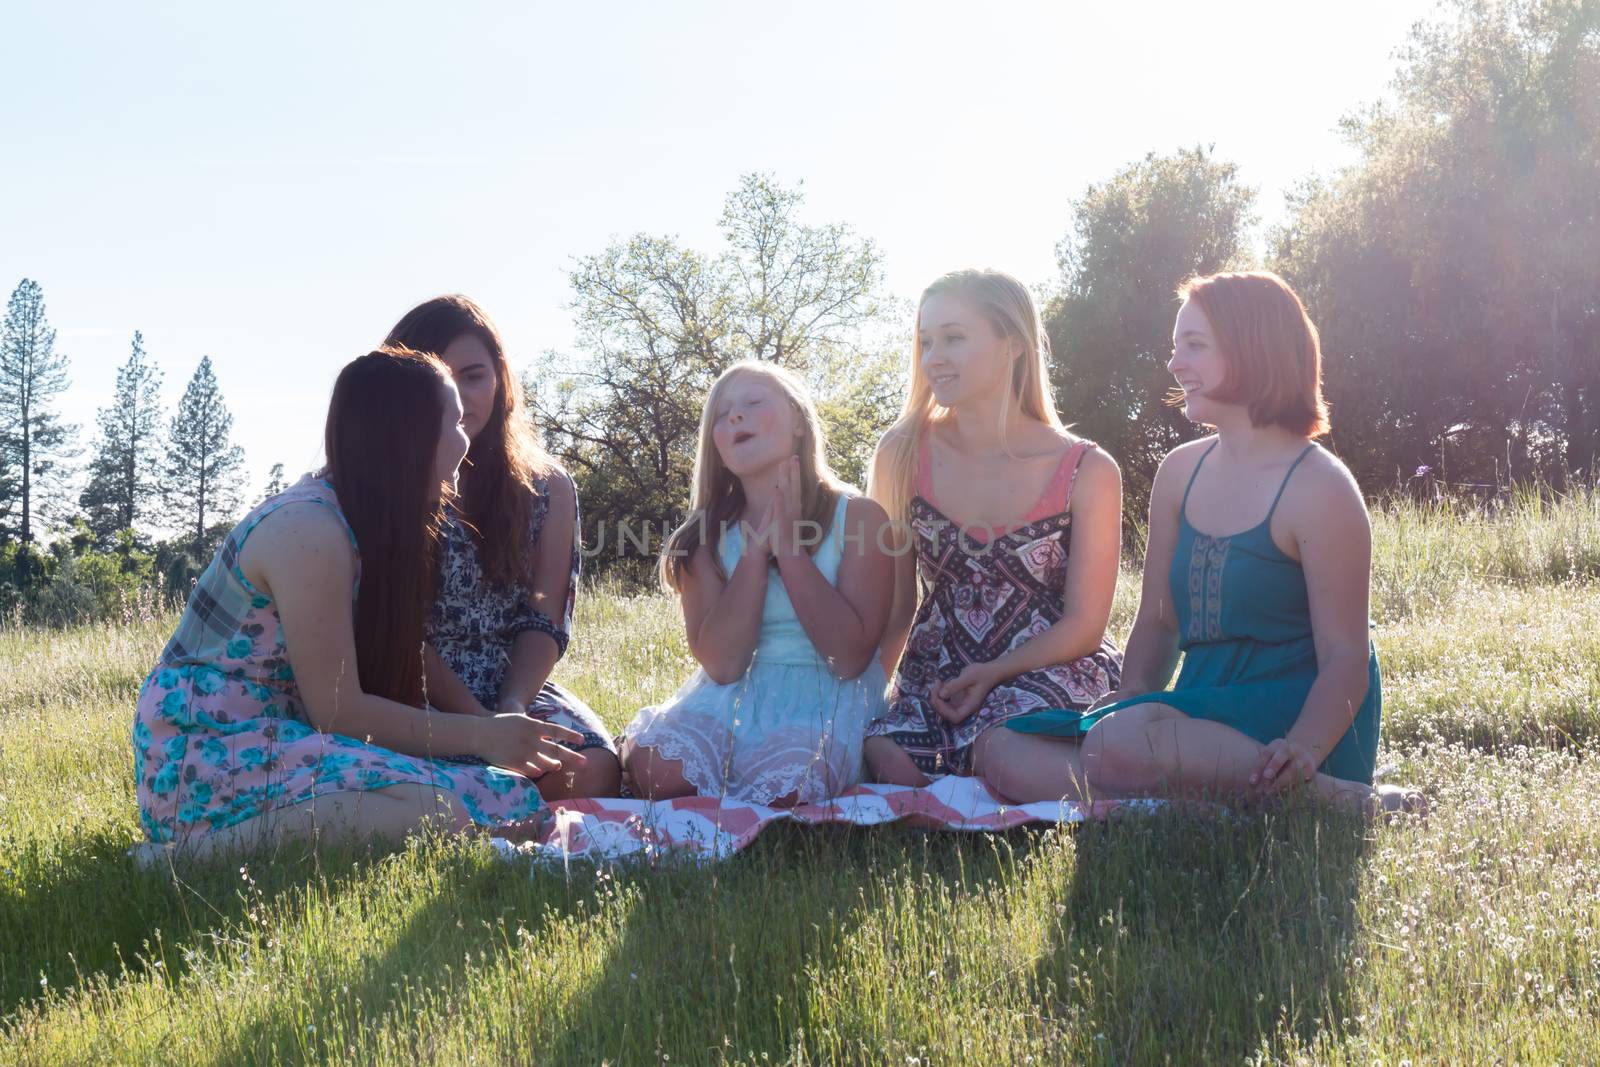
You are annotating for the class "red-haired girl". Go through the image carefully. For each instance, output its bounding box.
[1011,271,1421,813]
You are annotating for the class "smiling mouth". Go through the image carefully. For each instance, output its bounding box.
[931,373,958,388]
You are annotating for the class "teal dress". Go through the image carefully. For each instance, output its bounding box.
[1008,441,1381,784]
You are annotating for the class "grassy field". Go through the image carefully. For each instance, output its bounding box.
[3,491,1599,1064]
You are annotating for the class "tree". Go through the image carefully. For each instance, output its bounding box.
[258,462,287,503]
[528,174,900,570]
[163,356,245,539]
[1046,148,1257,524]
[1272,0,1600,490]
[0,279,75,585]
[80,330,166,542]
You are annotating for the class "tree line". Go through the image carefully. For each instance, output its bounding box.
[4,0,1593,617]
[0,280,256,618]
[537,0,1598,566]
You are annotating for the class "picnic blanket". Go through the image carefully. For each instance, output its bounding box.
[493,776,1138,865]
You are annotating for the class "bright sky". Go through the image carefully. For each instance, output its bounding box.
[1,0,1441,510]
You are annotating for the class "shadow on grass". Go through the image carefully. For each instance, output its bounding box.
[1040,804,1370,1062]
[194,842,582,1066]
[537,822,884,1063]
[3,808,1372,1063]
[539,820,1069,1064]
[0,827,370,1023]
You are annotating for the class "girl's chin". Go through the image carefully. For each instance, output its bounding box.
[723,454,783,479]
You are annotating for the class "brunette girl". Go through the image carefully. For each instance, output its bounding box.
[385,295,621,798]
[134,348,584,858]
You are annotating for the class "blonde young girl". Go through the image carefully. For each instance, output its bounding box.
[621,361,894,805]
[864,269,1123,803]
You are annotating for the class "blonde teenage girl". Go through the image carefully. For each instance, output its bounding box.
[864,269,1123,803]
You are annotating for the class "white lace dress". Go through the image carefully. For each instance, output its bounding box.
[623,493,886,805]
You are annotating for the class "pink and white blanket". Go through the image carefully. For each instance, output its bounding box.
[494,776,1138,865]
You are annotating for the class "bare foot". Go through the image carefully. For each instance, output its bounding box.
[488,809,550,844]
[1325,782,1427,822]
[1375,783,1428,822]
[130,841,178,870]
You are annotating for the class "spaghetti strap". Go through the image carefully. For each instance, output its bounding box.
[1180,440,1220,514]
[1057,440,1094,514]
[1264,444,1318,525]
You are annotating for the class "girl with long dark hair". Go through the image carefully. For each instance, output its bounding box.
[133,347,585,857]
[384,295,621,798]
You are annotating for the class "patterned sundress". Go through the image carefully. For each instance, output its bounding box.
[866,434,1122,775]
[429,469,615,755]
[133,475,545,844]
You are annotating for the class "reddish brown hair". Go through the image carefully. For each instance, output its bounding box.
[385,295,555,591]
[323,346,453,707]
[1178,271,1330,437]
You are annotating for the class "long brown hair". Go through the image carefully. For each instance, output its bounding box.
[384,295,554,591]
[323,346,454,707]
[660,361,852,592]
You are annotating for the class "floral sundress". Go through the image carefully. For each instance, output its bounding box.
[133,475,545,844]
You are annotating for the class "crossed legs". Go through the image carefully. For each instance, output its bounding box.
[1079,702,1381,808]
[864,729,1091,804]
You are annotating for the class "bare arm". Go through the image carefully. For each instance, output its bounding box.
[869,442,918,677]
[423,644,491,717]
[678,532,771,686]
[1100,448,1189,702]
[243,503,583,777]
[1282,458,1374,761]
[776,495,894,679]
[497,471,577,712]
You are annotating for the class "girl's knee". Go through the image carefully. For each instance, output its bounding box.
[622,744,695,800]
[361,783,477,834]
[540,748,622,800]
[1082,716,1172,793]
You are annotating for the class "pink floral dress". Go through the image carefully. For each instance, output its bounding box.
[133,476,545,843]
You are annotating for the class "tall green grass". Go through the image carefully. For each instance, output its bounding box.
[2,492,1597,1063]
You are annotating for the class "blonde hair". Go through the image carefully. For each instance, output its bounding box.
[660,360,853,592]
[867,269,1065,526]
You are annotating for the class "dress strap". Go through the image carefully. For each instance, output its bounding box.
[1264,444,1318,525]
[1057,440,1095,514]
[1180,440,1220,514]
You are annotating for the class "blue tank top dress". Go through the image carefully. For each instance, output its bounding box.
[1008,441,1382,785]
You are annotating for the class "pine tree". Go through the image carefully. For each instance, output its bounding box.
[164,356,245,539]
[80,330,165,541]
[0,279,75,584]
[258,462,286,503]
